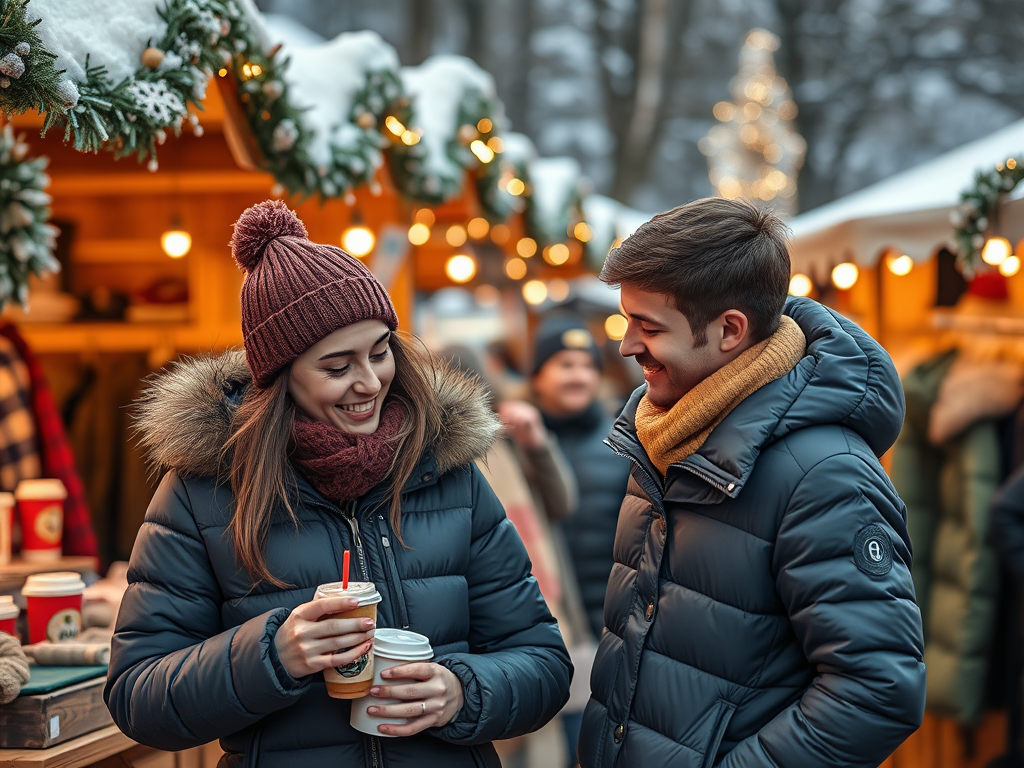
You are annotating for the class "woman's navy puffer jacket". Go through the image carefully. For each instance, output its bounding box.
[104,352,571,768]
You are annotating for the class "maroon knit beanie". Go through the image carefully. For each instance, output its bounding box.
[230,200,398,387]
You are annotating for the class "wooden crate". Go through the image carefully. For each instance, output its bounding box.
[0,675,112,749]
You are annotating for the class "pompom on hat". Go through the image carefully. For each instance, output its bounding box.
[230,200,398,387]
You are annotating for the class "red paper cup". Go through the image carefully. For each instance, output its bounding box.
[0,595,18,637]
[16,479,67,561]
[21,572,84,644]
[0,491,12,566]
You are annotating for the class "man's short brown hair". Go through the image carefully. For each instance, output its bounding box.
[600,198,791,345]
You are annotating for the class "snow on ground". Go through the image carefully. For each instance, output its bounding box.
[279,30,399,166]
[401,55,499,183]
[30,0,165,84]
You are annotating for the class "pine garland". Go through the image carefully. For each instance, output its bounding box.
[0,124,58,309]
[950,158,1024,276]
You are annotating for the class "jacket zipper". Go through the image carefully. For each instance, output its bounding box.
[340,499,370,581]
[605,433,665,512]
[376,514,410,629]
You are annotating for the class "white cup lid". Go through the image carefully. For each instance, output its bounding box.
[373,628,433,661]
[0,595,17,619]
[314,580,382,607]
[21,571,85,596]
[15,479,68,501]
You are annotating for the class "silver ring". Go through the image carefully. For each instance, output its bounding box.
[420,701,426,716]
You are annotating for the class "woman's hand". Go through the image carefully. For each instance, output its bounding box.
[498,400,547,451]
[366,662,464,736]
[273,597,375,679]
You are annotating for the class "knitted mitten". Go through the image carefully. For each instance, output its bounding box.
[0,632,30,703]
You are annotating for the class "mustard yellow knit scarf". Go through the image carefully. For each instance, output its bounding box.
[635,315,806,475]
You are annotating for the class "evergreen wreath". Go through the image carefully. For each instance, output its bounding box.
[0,124,59,309]
[950,157,1024,276]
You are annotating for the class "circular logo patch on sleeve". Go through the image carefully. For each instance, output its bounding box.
[853,524,893,577]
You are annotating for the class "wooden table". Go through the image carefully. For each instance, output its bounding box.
[0,726,133,768]
[0,557,100,591]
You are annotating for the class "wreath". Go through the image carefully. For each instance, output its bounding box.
[0,125,59,309]
[950,157,1024,276]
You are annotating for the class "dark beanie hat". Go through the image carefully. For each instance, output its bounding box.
[531,313,603,376]
[230,200,398,387]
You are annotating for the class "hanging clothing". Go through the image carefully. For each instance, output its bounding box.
[0,323,96,559]
[0,333,41,490]
[891,350,1013,724]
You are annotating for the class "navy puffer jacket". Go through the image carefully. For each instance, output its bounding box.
[580,298,926,768]
[104,352,571,768]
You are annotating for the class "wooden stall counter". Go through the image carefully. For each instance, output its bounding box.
[0,728,223,768]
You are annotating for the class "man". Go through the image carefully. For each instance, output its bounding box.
[530,314,632,767]
[579,198,925,768]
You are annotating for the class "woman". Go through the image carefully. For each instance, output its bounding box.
[104,201,571,767]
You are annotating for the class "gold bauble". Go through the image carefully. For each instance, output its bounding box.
[356,112,377,130]
[141,47,165,69]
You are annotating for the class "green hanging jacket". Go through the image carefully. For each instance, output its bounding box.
[891,350,1002,724]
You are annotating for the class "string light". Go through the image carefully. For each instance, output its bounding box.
[490,224,511,245]
[605,314,628,340]
[1000,255,1021,277]
[400,130,421,146]
[548,279,570,302]
[573,222,592,242]
[342,225,375,257]
[407,222,430,246]
[982,236,1011,266]
[505,257,527,280]
[446,254,477,284]
[522,280,548,305]
[505,178,526,196]
[161,230,191,259]
[517,237,538,258]
[446,225,468,247]
[470,140,495,164]
[486,137,504,153]
[543,244,570,265]
[886,253,913,276]
[476,118,493,134]
[788,273,812,297]
[414,208,435,226]
[385,116,406,136]
[467,217,490,239]
[831,263,859,290]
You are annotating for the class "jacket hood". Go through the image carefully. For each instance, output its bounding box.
[132,349,503,480]
[610,297,905,499]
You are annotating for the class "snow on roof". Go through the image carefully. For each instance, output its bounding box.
[30,0,165,85]
[281,30,399,167]
[789,118,1024,279]
[401,55,501,183]
[501,132,537,167]
[261,13,325,50]
[529,156,583,238]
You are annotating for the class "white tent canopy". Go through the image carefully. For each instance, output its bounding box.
[788,119,1024,283]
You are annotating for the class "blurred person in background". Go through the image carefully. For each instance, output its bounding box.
[442,344,588,768]
[530,313,631,768]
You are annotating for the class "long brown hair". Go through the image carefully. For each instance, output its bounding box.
[224,332,442,588]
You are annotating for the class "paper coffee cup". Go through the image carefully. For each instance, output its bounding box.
[350,628,434,737]
[0,492,13,566]
[0,595,19,637]
[21,571,84,644]
[314,581,382,699]
[16,479,67,561]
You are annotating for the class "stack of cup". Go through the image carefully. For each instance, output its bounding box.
[350,628,434,737]
[314,580,382,699]
[21,572,84,644]
[0,492,12,566]
[15,479,67,561]
[0,595,18,637]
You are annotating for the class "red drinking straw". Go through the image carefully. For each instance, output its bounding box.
[342,550,350,590]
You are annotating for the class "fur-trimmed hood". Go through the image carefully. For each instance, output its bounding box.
[132,349,503,480]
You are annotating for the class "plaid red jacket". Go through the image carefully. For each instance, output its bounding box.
[0,323,98,560]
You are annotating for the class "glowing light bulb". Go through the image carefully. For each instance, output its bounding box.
[604,314,628,340]
[414,208,435,226]
[446,225,468,247]
[467,217,490,239]
[548,279,570,302]
[831,263,859,290]
[544,243,570,265]
[886,254,913,276]
[506,178,526,196]
[522,280,548,305]
[470,140,495,164]
[1000,255,1021,277]
[342,225,375,257]
[573,222,592,242]
[788,273,812,297]
[516,237,538,258]
[407,223,430,246]
[161,230,191,258]
[982,236,1012,266]
[505,257,527,280]
[446,254,477,284]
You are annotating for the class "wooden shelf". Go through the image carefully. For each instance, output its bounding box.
[0,557,99,591]
[17,324,243,355]
[0,725,132,768]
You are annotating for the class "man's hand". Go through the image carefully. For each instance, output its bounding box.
[498,400,547,450]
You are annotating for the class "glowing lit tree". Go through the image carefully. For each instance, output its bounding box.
[699,29,806,214]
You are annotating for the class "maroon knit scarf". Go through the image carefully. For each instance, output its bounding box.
[290,400,407,502]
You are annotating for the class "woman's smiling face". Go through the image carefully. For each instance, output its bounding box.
[287,320,396,434]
